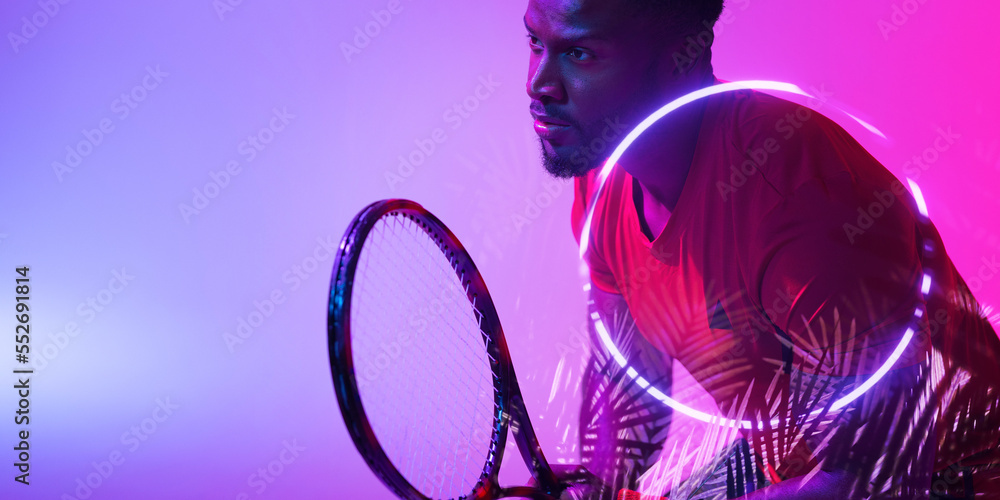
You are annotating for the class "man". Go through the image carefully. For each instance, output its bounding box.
[524,0,1000,498]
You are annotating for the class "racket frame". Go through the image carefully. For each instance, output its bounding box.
[329,199,582,499]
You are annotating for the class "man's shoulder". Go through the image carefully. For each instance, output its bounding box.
[707,86,882,199]
[717,86,834,134]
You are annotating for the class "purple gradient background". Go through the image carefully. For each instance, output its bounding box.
[0,1,997,499]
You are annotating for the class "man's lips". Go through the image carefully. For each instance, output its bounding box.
[532,112,572,140]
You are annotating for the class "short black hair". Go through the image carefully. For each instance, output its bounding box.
[626,0,725,36]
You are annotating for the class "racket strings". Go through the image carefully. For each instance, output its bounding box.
[413,217,497,496]
[351,213,497,499]
[407,216,472,494]
[405,214,496,498]
[418,221,492,496]
[361,214,438,488]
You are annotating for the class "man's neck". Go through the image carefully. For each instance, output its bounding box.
[620,72,715,213]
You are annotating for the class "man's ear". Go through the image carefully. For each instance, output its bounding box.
[662,27,715,77]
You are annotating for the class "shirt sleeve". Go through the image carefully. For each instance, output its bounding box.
[749,171,937,485]
[571,171,619,294]
[751,171,929,376]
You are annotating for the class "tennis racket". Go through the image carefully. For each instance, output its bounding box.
[328,199,596,500]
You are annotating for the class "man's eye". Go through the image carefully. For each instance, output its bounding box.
[526,34,541,51]
[567,48,592,61]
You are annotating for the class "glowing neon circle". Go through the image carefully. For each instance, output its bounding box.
[578,80,927,429]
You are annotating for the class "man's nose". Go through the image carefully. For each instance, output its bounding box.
[527,54,564,102]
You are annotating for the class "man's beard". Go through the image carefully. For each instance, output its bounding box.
[538,88,660,179]
[538,115,620,179]
[539,139,587,178]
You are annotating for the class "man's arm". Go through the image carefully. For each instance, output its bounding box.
[581,285,674,492]
[748,172,936,497]
[586,285,873,500]
[736,363,934,499]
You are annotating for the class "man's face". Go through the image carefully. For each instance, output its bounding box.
[525,0,676,178]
